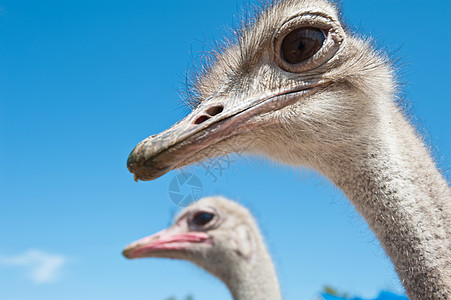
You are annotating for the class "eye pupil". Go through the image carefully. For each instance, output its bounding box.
[192,212,214,226]
[281,27,325,64]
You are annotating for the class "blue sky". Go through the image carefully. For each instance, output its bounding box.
[0,1,450,299]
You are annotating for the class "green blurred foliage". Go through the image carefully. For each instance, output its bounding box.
[165,295,194,300]
[323,285,350,298]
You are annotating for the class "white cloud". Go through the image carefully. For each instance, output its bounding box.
[0,249,67,283]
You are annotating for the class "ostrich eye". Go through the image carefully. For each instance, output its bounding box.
[281,27,325,64]
[192,212,215,226]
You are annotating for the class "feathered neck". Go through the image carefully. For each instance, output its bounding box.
[282,94,451,300]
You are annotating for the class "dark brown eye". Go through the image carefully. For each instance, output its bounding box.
[281,27,325,64]
[192,212,215,226]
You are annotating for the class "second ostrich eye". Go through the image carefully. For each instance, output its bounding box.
[281,27,325,65]
[192,212,215,226]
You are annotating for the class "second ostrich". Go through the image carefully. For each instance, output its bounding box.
[123,196,281,300]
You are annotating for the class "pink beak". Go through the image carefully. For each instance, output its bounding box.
[123,229,211,259]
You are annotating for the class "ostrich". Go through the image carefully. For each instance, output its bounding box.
[123,196,281,300]
[126,1,451,299]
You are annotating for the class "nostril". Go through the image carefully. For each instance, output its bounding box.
[193,106,223,125]
[206,105,224,116]
[194,115,210,125]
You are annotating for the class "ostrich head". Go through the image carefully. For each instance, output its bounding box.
[123,196,274,287]
[127,0,393,181]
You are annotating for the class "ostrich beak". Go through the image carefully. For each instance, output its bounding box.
[123,229,211,259]
[127,86,317,181]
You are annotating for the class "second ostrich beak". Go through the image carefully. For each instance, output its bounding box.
[123,228,212,259]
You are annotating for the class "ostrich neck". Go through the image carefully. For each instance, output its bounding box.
[212,246,281,300]
[313,103,451,300]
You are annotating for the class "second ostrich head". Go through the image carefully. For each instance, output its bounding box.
[123,196,281,300]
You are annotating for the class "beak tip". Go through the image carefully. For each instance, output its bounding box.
[127,159,173,182]
[122,248,133,259]
[126,147,138,169]
[126,138,174,181]
[126,146,149,182]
